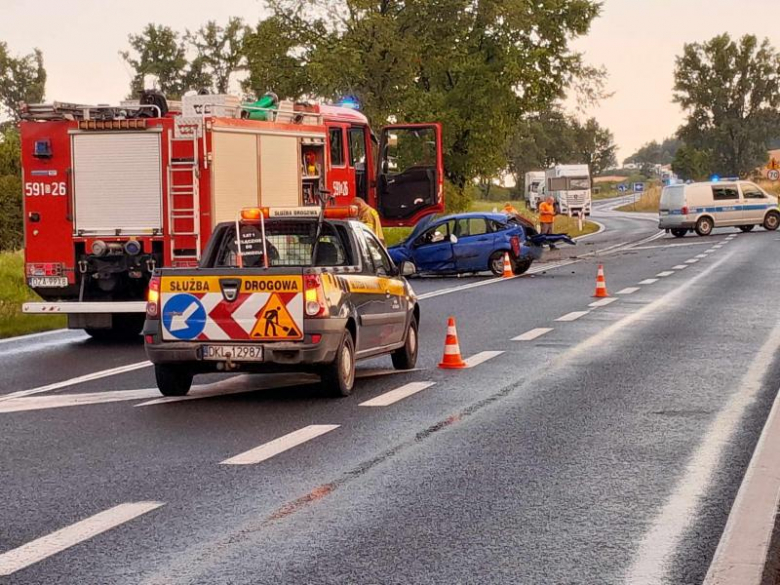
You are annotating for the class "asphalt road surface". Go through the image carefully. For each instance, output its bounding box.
[2,202,779,584]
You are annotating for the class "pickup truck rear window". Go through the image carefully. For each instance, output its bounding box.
[214,221,351,268]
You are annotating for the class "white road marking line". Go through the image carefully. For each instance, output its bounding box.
[0,361,152,403]
[638,279,658,285]
[617,287,640,295]
[685,259,699,264]
[696,254,708,258]
[625,292,780,585]
[512,328,554,341]
[0,502,164,576]
[464,351,504,368]
[672,265,688,270]
[220,425,340,465]
[656,271,675,277]
[0,389,159,414]
[555,311,589,322]
[359,382,436,407]
[589,298,618,308]
[706,249,717,253]
[704,384,780,584]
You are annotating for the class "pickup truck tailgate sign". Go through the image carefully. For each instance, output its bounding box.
[160,276,304,342]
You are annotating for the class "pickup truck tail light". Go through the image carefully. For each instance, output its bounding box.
[146,276,161,319]
[304,274,329,318]
[510,235,521,257]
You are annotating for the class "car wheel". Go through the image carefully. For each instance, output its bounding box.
[392,315,418,370]
[695,216,713,237]
[764,211,780,231]
[670,228,688,238]
[513,258,532,275]
[738,225,755,233]
[489,251,509,276]
[320,331,355,397]
[155,364,193,397]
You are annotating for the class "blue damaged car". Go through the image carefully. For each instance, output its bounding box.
[388,212,574,276]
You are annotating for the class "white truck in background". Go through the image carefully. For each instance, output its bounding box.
[543,164,592,216]
[523,171,546,211]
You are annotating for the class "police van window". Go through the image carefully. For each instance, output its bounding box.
[329,128,345,167]
[712,186,739,200]
[742,184,767,199]
[349,128,366,168]
[364,232,393,276]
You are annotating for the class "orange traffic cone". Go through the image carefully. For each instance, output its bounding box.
[502,252,513,278]
[593,264,610,298]
[438,317,467,369]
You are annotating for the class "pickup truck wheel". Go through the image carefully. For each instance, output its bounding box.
[155,365,193,397]
[392,315,418,370]
[513,258,532,275]
[320,332,355,397]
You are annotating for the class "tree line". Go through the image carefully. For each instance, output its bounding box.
[625,34,780,181]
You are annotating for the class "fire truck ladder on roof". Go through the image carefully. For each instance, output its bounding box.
[167,127,201,262]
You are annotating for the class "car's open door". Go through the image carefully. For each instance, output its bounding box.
[376,123,444,227]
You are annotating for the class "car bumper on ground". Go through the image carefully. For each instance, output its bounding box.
[143,318,347,370]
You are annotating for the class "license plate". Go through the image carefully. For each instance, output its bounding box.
[29,277,68,288]
[202,345,264,362]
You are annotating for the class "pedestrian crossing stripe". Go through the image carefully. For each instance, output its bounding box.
[250,293,303,341]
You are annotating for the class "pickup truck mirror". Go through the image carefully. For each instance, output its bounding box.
[400,261,416,277]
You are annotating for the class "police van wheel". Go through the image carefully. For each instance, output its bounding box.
[670,229,688,238]
[695,217,714,237]
[763,211,780,231]
[738,225,755,233]
[392,316,418,370]
[321,332,355,397]
[155,365,193,397]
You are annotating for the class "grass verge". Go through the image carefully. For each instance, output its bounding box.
[0,251,65,339]
[616,186,662,213]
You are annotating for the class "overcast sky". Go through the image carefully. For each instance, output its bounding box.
[2,0,779,162]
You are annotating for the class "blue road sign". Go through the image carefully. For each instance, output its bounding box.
[162,293,207,340]
[633,182,645,193]
[618,184,627,193]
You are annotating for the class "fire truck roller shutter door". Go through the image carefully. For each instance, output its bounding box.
[211,131,260,225]
[72,132,163,234]
[259,134,300,207]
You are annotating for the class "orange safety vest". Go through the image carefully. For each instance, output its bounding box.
[539,202,555,224]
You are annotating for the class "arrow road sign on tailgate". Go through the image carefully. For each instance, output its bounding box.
[162,294,206,340]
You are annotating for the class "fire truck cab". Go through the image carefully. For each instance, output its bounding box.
[20,94,444,339]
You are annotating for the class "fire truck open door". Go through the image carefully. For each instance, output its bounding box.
[376,123,444,226]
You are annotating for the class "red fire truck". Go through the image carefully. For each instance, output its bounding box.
[19,93,444,339]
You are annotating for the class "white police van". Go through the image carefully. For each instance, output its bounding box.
[659,180,779,237]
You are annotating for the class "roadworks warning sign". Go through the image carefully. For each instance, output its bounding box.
[250,293,304,341]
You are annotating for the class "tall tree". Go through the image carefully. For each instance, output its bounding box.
[671,145,713,181]
[120,24,210,98]
[186,18,248,94]
[624,137,681,166]
[0,42,46,120]
[508,111,616,179]
[674,34,780,177]
[252,0,603,193]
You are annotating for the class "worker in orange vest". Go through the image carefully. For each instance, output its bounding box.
[538,196,558,249]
